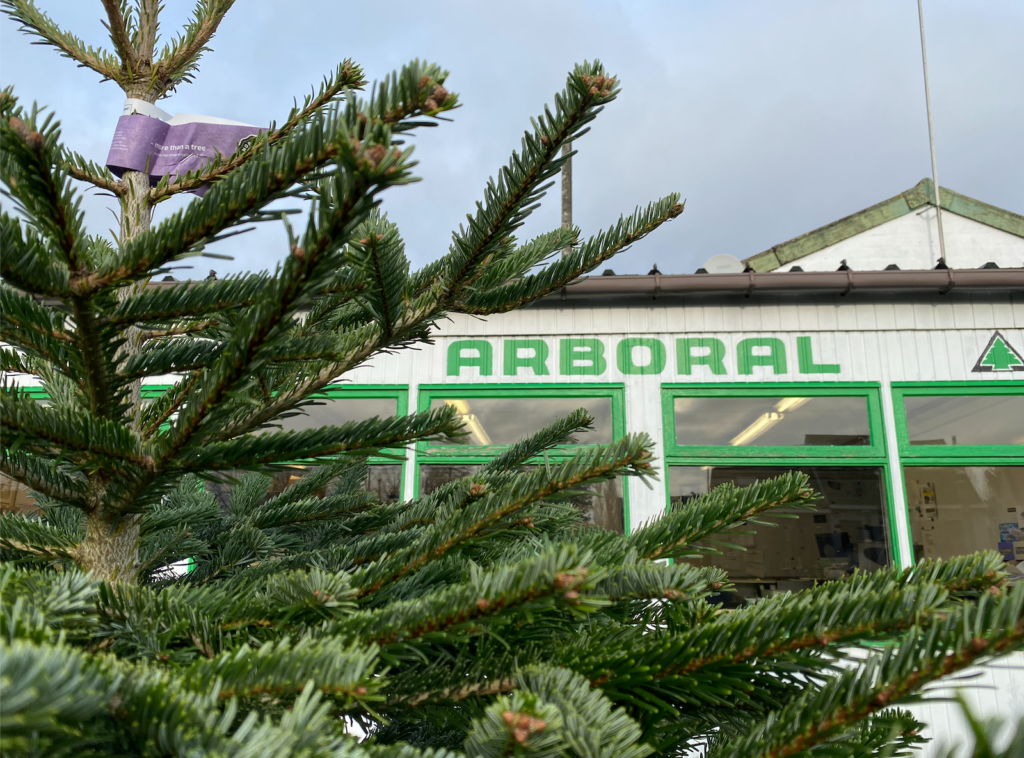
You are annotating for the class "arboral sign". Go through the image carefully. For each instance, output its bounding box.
[446,335,842,377]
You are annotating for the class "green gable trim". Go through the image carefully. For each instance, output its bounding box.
[744,178,1024,272]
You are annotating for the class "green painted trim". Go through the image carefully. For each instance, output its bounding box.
[660,383,886,460]
[743,178,1024,272]
[414,383,630,534]
[891,382,1024,459]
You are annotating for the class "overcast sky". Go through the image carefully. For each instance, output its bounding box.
[2,1,1022,277]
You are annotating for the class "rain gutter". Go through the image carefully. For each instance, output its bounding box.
[554,268,1024,300]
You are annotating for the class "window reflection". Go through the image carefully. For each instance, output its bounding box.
[207,464,403,509]
[669,466,890,607]
[905,466,1024,564]
[419,464,624,534]
[674,396,871,447]
[261,396,398,434]
[0,473,39,514]
[904,396,1024,446]
[429,397,613,446]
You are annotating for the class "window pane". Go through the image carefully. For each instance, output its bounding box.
[429,396,613,446]
[0,473,39,515]
[669,466,890,606]
[419,464,624,534]
[674,396,871,447]
[264,396,398,433]
[904,395,1024,446]
[419,464,482,495]
[905,466,1024,564]
[208,463,403,508]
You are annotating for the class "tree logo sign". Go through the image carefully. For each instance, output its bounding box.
[972,331,1024,372]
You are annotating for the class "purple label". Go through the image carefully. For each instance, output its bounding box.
[106,115,263,191]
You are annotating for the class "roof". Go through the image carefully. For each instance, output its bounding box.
[742,178,1024,273]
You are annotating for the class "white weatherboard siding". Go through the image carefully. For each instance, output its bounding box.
[763,210,1024,273]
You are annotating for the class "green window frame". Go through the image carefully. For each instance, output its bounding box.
[415,383,629,531]
[661,382,903,569]
[892,381,1024,565]
[891,381,1024,463]
[661,383,887,460]
[136,383,409,465]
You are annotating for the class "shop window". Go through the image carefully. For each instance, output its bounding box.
[894,383,1024,567]
[669,466,890,607]
[663,384,895,606]
[418,386,626,533]
[905,466,1024,564]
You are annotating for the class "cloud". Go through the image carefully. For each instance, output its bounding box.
[2,0,1021,277]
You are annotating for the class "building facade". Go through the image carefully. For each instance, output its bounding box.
[3,180,1023,752]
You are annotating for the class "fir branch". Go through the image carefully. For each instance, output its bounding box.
[427,61,619,305]
[352,435,655,599]
[105,274,272,327]
[138,320,219,342]
[134,0,160,62]
[151,0,236,97]
[0,1,121,81]
[99,0,138,72]
[627,471,819,562]
[119,337,223,379]
[168,406,460,472]
[148,59,366,201]
[0,513,79,560]
[457,197,684,315]
[60,149,124,195]
[1,390,150,471]
[712,586,1024,758]
[340,545,599,646]
[0,448,88,506]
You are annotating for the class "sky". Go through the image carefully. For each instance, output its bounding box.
[2,1,1022,277]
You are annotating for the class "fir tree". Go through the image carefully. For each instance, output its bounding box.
[2,4,1023,757]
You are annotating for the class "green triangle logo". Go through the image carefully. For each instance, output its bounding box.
[972,331,1024,373]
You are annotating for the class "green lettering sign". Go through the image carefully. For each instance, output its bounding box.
[676,337,727,375]
[617,337,666,375]
[737,337,787,375]
[559,338,606,376]
[447,340,493,376]
[797,336,840,374]
[504,339,549,376]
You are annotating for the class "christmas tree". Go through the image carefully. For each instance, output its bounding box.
[2,3,1023,756]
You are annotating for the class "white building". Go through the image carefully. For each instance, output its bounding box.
[3,178,1022,752]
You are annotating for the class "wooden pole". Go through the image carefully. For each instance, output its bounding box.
[561,142,572,255]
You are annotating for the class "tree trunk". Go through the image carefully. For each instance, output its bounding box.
[77,512,141,581]
[92,88,157,580]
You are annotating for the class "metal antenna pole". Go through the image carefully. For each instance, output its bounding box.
[561,142,572,256]
[917,0,947,267]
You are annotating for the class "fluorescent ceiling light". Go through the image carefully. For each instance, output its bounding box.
[730,412,782,447]
[445,399,492,445]
[728,397,809,447]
